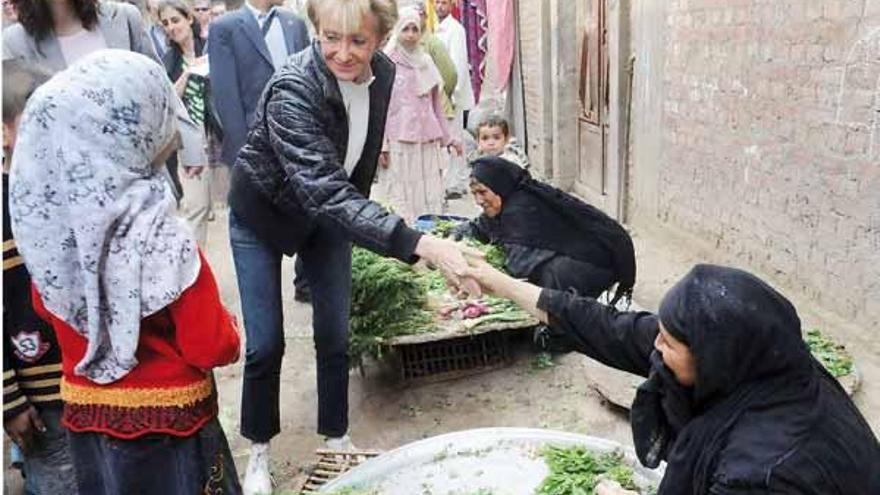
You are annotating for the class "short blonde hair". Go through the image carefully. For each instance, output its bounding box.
[307,0,398,38]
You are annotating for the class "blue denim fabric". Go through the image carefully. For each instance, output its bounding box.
[67,417,240,495]
[19,407,76,495]
[230,211,352,441]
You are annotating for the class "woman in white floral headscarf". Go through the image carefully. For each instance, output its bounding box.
[9,49,242,494]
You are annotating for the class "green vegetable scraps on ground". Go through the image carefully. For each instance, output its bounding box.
[805,328,854,378]
[531,352,555,371]
[537,446,638,495]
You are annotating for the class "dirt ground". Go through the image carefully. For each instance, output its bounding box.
[5,194,878,493]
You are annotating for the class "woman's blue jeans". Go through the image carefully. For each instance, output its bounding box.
[229,211,352,442]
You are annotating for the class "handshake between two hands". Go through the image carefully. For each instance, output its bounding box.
[414,235,504,299]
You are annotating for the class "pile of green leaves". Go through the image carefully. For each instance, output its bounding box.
[477,242,507,271]
[349,247,433,367]
[536,446,638,495]
[805,328,854,377]
[432,219,459,238]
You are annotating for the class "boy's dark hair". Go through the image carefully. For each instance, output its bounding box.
[2,59,52,124]
[12,0,100,42]
[476,115,510,137]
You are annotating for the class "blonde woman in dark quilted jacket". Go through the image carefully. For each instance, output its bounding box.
[225,1,482,493]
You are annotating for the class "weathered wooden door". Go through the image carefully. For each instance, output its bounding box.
[575,0,611,210]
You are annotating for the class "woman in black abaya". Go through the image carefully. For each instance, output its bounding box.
[457,156,636,304]
[462,262,880,494]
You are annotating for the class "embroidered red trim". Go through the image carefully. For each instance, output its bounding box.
[62,396,217,439]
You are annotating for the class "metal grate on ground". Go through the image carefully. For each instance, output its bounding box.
[297,449,381,493]
[395,329,512,384]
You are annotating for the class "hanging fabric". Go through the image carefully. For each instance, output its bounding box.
[461,0,487,103]
[486,0,515,92]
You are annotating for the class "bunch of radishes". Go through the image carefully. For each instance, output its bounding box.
[439,301,491,320]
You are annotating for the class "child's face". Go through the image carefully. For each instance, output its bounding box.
[477,125,509,156]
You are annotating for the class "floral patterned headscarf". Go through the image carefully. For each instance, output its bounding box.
[9,50,201,384]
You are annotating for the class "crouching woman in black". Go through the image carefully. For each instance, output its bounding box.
[462,261,880,494]
[457,156,636,304]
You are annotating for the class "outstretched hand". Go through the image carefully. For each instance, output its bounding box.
[459,254,509,297]
[415,235,484,298]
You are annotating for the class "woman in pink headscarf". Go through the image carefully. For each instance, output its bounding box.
[377,6,462,223]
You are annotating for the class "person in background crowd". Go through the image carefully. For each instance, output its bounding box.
[10,50,242,495]
[209,0,312,304]
[3,58,76,495]
[461,260,880,494]
[227,0,482,492]
[396,2,461,200]
[210,0,227,22]
[3,0,155,70]
[208,0,309,170]
[2,0,211,204]
[377,6,462,223]
[392,1,457,127]
[2,0,18,27]
[145,0,169,57]
[435,0,476,198]
[469,114,530,169]
[159,0,222,247]
[192,0,211,41]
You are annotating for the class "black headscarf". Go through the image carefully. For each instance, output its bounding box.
[632,264,876,494]
[471,156,636,303]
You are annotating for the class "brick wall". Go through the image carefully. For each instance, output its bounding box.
[658,0,880,327]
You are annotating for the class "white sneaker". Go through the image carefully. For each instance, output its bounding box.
[324,434,357,452]
[243,442,273,495]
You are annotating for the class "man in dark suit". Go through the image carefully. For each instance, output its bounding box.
[208,0,309,169]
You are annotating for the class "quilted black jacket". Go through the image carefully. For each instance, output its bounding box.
[228,41,422,260]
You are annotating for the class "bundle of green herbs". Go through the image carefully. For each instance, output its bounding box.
[536,446,639,495]
[349,247,433,367]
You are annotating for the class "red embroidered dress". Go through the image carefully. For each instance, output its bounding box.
[32,251,240,439]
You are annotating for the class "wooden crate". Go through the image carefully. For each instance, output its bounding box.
[296,449,381,493]
[392,329,514,384]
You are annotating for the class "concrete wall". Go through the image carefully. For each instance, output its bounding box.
[518,0,553,179]
[630,0,880,328]
[516,0,581,185]
[627,0,667,221]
